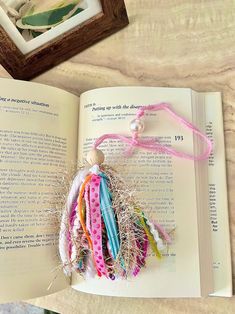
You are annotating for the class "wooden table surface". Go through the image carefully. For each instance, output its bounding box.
[1,0,235,313]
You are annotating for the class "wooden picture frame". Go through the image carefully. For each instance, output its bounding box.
[0,0,129,80]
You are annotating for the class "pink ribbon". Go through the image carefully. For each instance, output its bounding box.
[89,174,108,278]
[93,103,212,161]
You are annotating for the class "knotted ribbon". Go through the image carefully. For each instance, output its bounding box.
[93,103,212,161]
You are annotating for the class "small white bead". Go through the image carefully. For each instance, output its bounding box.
[130,119,145,133]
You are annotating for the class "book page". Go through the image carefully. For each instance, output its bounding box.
[72,86,206,297]
[203,93,232,297]
[191,91,214,296]
[0,78,79,302]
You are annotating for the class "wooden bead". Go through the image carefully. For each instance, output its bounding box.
[86,149,105,166]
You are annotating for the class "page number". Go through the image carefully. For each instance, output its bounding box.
[175,135,184,141]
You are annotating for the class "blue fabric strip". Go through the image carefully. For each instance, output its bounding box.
[99,175,120,260]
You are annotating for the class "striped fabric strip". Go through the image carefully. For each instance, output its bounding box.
[99,174,120,260]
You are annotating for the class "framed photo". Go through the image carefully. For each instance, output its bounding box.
[0,0,128,80]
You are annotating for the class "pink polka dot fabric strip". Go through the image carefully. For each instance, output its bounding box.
[89,174,108,278]
[84,183,91,234]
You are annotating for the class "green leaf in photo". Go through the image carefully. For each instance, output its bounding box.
[31,30,45,38]
[22,4,83,27]
[71,6,84,18]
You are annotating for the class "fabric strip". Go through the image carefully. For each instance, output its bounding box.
[100,175,120,260]
[84,182,91,234]
[89,174,108,277]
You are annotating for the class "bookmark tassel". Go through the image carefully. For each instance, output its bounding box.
[59,102,212,280]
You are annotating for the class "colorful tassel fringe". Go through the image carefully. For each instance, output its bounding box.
[59,164,170,280]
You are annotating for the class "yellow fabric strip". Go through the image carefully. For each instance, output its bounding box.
[135,207,161,259]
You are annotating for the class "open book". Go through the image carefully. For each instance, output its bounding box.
[0,78,232,302]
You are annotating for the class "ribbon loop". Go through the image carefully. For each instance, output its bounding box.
[93,103,212,161]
